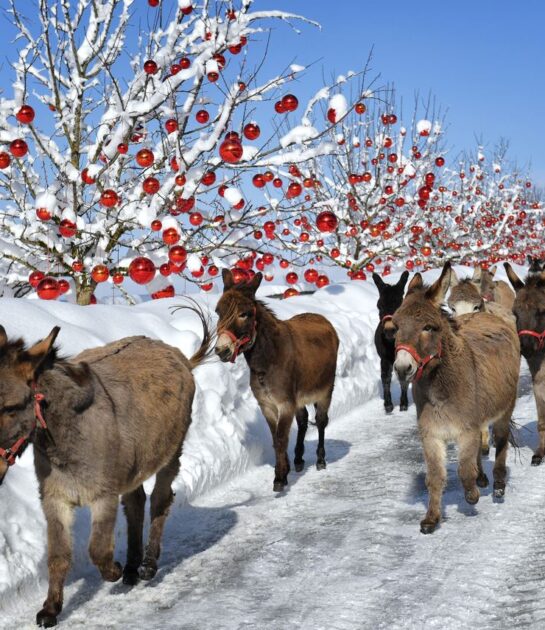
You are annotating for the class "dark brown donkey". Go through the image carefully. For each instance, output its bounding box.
[215,270,339,491]
[505,263,545,465]
[392,262,520,534]
[0,317,211,627]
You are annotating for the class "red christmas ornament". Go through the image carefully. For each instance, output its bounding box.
[316,274,329,288]
[57,279,70,294]
[286,272,298,285]
[81,168,95,185]
[72,260,83,273]
[136,148,154,167]
[304,268,318,283]
[281,94,298,112]
[316,211,338,233]
[189,211,203,226]
[327,108,337,124]
[16,105,35,124]
[196,110,209,124]
[143,59,158,74]
[274,101,285,114]
[243,123,260,140]
[355,102,366,114]
[165,119,178,134]
[37,277,60,300]
[219,138,243,163]
[117,143,129,154]
[207,72,219,83]
[208,265,219,276]
[128,257,156,284]
[177,197,195,213]
[59,219,77,237]
[100,189,119,207]
[151,219,162,231]
[152,285,175,299]
[36,207,52,221]
[286,182,302,199]
[162,227,180,245]
[143,177,160,194]
[9,139,28,158]
[201,171,216,186]
[435,156,445,167]
[180,57,191,69]
[283,288,299,299]
[0,152,11,169]
[169,246,187,264]
[252,174,266,188]
[29,270,45,288]
[91,264,109,283]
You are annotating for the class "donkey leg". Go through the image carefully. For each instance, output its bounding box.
[458,432,481,505]
[381,357,394,413]
[121,485,146,585]
[88,496,123,582]
[492,413,511,498]
[273,406,294,491]
[481,426,490,457]
[476,447,489,488]
[294,407,309,472]
[140,450,181,580]
[420,436,446,534]
[532,380,545,465]
[400,380,409,412]
[315,400,331,470]
[36,498,74,628]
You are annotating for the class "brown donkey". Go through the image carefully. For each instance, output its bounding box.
[505,263,545,465]
[0,316,211,627]
[215,270,339,491]
[473,265,515,310]
[392,262,520,534]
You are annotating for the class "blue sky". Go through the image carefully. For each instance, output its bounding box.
[1,0,543,183]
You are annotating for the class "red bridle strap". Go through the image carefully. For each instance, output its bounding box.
[395,341,443,382]
[220,307,257,363]
[381,314,393,324]
[518,329,545,350]
[0,385,48,467]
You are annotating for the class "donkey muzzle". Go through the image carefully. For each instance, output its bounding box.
[394,349,418,383]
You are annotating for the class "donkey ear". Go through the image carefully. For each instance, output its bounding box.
[489,265,497,277]
[527,254,534,266]
[427,262,451,305]
[407,272,423,293]
[19,326,60,381]
[504,262,524,291]
[449,268,460,288]
[472,266,482,283]
[372,272,385,291]
[397,271,409,290]
[0,325,7,348]
[222,268,234,291]
[246,272,263,295]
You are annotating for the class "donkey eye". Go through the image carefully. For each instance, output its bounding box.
[473,305,480,312]
[423,324,436,332]
[239,311,251,319]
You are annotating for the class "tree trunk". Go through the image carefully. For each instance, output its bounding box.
[76,283,96,306]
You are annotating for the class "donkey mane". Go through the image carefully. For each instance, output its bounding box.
[524,275,545,289]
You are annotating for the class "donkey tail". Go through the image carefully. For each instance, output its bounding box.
[171,298,215,370]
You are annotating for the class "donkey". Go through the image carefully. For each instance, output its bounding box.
[215,270,339,491]
[527,255,545,276]
[505,263,545,465]
[392,262,520,534]
[473,265,515,310]
[0,316,211,627]
[447,269,516,456]
[373,271,410,413]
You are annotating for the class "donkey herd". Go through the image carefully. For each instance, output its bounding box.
[0,259,544,625]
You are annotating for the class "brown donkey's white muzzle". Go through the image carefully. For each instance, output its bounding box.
[394,349,418,383]
[215,332,236,362]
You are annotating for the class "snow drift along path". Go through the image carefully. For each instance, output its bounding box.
[3,372,545,630]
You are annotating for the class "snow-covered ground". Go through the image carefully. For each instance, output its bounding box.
[2,268,542,629]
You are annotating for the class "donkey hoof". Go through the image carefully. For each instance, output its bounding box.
[420,519,439,535]
[139,561,157,581]
[481,446,490,457]
[477,473,489,488]
[294,460,305,472]
[384,403,394,414]
[465,489,480,505]
[101,561,122,582]
[122,567,140,586]
[273,480,286,492]
[493,483,505,500]
[316,459,327,471]
[399,403,408,412]
[531,454,543,466]
[36,609,58,628]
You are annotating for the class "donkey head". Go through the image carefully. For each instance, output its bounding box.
[479,266,498,302]
[373,271,409,319]
[0,326,59,483]
[447,269,484,316]
[527,255,545,277]
[505,262,545,357]
[391,263,451,383]
[215,269,262,363]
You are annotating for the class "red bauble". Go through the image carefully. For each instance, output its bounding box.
[435,156,445,167]
[207,72,219,82]
[136,148,154,167]
[327,108,337,124]
[162,227,180,245]
[37,277,60,300]
[151,219,162,231]
[36,207,52,221]
[72,260,83,273]
[196,110,209,124]
[143,177,160,194]
[274,101,285,114]
[231,268,248,283]
[165,119,178,134]
[0,152,10,169]
[59,219,77,237]
[355,102,366,114]
[9,139,28,158]
[100,189,119,207]
[219,139,243,163]
[189,211,203,226]
[128,257,156,284]
[201,171,216,186]
[281,94,298,112]
[29,270,45,288]
[143,59,158,74]
[117,143,128,154]
[16,105,35,124]
[208,265,219,276]
[316,274,329,288]
[304,268,319,283]
[181,4,193,15]
[57,279,70,294]
[91,264,109,283]
[177,197,195,213]
[81,168,95,185]
[148,0,160,6]
[180,57,191,69]
[152,285,175,299]
[316,211,338,233]
[169,245,187,264]
[253,174,266,188]
[160,263,171,276]
[286,272,298,285]
[243,123,260,140]
[283,288,299,299]
[286,182,302,199]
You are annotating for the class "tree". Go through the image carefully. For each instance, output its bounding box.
[0,0,364,304]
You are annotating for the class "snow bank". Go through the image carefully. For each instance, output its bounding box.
[0,280,381,604]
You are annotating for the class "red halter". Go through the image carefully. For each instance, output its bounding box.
[220,307,257,363]
[381,314,393,324]
[0,385,48,467]
[518,329,545,350]
[395,341,443,382]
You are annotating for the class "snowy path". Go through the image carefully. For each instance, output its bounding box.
[5,371,545,630]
